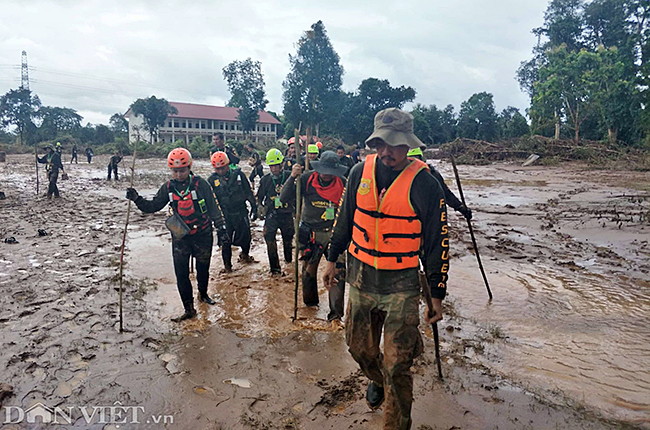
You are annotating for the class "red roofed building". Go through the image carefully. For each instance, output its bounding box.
[125,101,281,144]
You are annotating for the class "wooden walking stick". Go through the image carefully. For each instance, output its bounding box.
[118,137,139,333]
[450,156,493,300]
[419,261,443,380]
[292,126,302,321]
[35,142,39,194]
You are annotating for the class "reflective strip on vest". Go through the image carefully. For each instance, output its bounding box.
[348,153,427,270]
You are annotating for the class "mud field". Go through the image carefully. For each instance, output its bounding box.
[0,153,648,429]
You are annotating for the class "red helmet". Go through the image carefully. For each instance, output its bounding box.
[316,141,323,150]
[167,148,192,168]
[211,151,229,169]
[288,136,295,145]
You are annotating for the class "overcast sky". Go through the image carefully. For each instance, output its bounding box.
[0,0,549,126]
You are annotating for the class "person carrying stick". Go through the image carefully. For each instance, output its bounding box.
[323,108,449,429]
[125,148,228,322]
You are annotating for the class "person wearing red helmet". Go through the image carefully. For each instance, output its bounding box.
[126,148,228,322]
[208,151,257,272]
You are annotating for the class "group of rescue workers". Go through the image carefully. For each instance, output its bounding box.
[122,110,471,429]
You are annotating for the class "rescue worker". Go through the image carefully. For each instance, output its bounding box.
[351,144,361,164]
[125,148,227,322]
[85,147,93,163]
[284,140,297,172]
[336,145,355,177]
[247,147,264,188]
[70,144,78,164]
[257,149,294,275]
[407,147,472,220]
[55,142,62,155]
[323,108,449,429]
[280,150,347,321]
[208,151,257,272]
[209,132,240,165]
[107,152,122,180]
[306,144,319,164]
[37,146,64,198]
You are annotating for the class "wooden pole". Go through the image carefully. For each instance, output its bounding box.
[450,156,493,300]
[419,263,443,380]
[35,142,39,195]
[118,135,139,333]
[292,126,302,321]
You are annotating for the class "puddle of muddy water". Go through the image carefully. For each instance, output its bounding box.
[448,163,650,424]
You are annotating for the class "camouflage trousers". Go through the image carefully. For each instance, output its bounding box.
[346,286,423,430]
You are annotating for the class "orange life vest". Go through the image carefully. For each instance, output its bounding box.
[348,154,428,270]
[167,176,211,235]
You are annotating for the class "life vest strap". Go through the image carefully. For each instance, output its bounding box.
[382,232,422,240]
[356,206,418,221]
[352,221,370,242]
[351,239,420,259]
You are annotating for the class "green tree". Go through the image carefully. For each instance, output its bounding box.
[498,107,530,139]
[457,92,499,141]
[338,78,416,144]
[411,104,457,145]
[129,96,178,144]
[109,113,129,137]
[38,106,82,141]
[222,58,269,138]
[95,124,114,144]
[541,0,586,50]
[282,20,344,133]
[0,87,41,145]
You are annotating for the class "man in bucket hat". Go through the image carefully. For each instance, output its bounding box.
[280,150,347,323]
[323,108,449,429]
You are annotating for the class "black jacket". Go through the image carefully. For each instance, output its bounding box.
[208,168,255,216]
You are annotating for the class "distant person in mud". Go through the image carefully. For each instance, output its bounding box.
[70,144,78,164]
[37,145,64,198]
[246,144,264,188]
[280,150,347,322]
[350,144,360,164]
[107,152,122,180]
[256,148,294,276]
[209,132,240,166]
[407,147,472,220]
[323,108,449,429]
[208,151,257,273]
[85,147,93,163]
[125,148,228,322]
[284,140,297,172]
[55,141,62,156]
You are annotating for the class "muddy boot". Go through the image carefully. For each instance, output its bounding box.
[302,272,319,307]
[199,294,216,305]
[172,303,197,322]
[239,254,256,264]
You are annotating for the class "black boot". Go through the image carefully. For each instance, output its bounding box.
[302,272,319,307]
[199,294,216,305]
[366,381,385,409]
[172,304,197,322]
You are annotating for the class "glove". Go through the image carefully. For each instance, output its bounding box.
[126,188,139,201]
[459,205,472,220]
[250,205,258,221]
[217,225,230,247]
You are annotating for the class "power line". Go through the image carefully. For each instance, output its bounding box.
[29,65,213,98]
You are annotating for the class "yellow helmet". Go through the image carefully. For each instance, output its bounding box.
[407,147,423,157]
[266,148,284,166]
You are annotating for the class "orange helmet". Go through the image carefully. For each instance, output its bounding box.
[316,141,323,150]
[211,151,229,169]
[167,148,192,168]
[288,136,295,145]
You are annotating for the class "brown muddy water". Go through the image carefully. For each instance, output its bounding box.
[1,153,649,429]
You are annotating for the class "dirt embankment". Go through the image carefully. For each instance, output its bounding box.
[0,153,648,429]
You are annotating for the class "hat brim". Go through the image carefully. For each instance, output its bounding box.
[310,161,348,178]
[365,129,425,149]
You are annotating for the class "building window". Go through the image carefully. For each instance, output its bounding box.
[195,122,200,128]
[182,121,186,128]
[174,121,179,128]
[208,120,212,129]
[220,122,224,130]
[200,121,206,129]
[271,124,275,132]
[167,121,172,128]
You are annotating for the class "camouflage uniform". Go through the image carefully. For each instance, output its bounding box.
[328,156,448,430]
[346,286,423,429]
